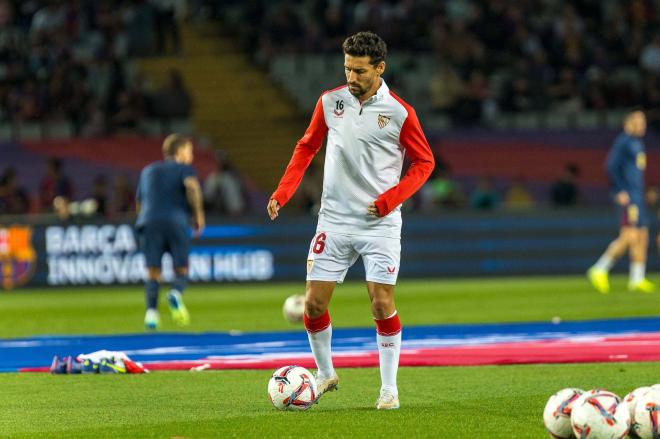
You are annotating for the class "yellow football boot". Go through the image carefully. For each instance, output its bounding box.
[587,268,610,294]
[629,278,656,293]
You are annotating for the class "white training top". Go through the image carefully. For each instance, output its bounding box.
[272,80,434,239]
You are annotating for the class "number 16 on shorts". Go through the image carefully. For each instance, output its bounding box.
[307,232,327,275]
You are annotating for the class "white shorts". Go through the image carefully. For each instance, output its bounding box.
[305,231,401,285]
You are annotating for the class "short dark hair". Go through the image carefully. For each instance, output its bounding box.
[342,31,387,66]
[162,134,191,158]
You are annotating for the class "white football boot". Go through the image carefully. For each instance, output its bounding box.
[314,372,339,400]
[376,389,400,410]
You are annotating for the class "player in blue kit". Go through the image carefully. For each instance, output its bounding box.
[136,134,205,329]
[588,110,655,294]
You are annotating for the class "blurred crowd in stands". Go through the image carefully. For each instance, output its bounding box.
[2,0,658,219]
[0,158,137,217]
[0,151,249,218]
[412,156,582,212]
[0,152,589,218]
[0,0,191,135]
[230,0,660,127]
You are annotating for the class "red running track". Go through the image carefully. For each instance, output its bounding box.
[130,333,660,372]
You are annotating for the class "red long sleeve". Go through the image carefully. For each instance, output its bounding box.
[271,97,328,207]
[374,94,434,216]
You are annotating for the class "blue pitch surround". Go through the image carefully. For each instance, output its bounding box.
[3,317,660,372]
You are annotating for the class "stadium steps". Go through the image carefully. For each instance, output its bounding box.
[135,24,306,191]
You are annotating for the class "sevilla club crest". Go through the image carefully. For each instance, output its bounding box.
[377,114,391,129]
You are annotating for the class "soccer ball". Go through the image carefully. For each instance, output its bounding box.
[571,389,607,413]
[543,388,584,438]
[631,388,660,439]
[282,294,305,323]
[571,390,630,439]
[621,386,652,438]
[267,365,317,411]
[623,387,652,418]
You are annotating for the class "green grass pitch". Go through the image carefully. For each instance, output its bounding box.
[1,274,659,438]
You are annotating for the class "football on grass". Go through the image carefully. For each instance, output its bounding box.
[631,388,660,439]
[543,388,584,438]
[622,386,652,438]
[268,365,317,411]
[570,390,630,439]
[282,294,305,323]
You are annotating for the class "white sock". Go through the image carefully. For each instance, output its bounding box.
[145,308,159,321]
[377,331,401,395]
[593,254,614,272]
[630,262,645,285]
[307,324,335,378]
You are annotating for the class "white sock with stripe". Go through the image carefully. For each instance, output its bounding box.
[375,311,402,396]
[304,310,335,378]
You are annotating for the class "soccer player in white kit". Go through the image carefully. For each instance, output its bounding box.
[267,32,435,410]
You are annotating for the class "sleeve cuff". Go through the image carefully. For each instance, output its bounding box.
[374,198,390,217]
[271,193,285,207]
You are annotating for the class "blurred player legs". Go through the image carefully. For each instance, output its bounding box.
[136,135,205,329]
[588,111,655,294]
[589,226,654,293]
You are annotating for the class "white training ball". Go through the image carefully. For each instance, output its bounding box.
[80,198,98,216]
[571,390,630,439]
[543,388,584,438]
[622,386,652,438]
[267,365,317,411]
[68,201,80,215]
[572,389,607,411]
[282,294,305,323]
[632,388,660,439]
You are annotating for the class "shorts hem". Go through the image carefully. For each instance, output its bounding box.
[306,275,345,284]
[365,277,397,285]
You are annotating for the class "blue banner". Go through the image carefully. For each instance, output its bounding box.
[0,209,653,288]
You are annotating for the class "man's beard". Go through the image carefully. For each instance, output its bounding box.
[348,82,368,97]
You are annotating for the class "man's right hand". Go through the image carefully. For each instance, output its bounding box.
[267,198,280,220]
[615,191,630,206]
[193,212,205,237]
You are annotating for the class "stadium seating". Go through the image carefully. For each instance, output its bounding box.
[136,24,305,190]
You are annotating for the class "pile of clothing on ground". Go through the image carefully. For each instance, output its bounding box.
[50,350,147,374]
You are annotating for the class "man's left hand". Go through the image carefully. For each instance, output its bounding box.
[367,202,381,217]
